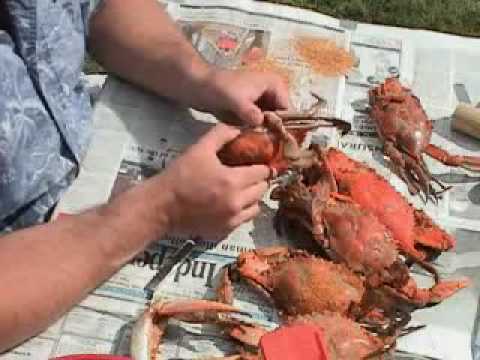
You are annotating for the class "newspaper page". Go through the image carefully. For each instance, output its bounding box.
[3,1,480,360]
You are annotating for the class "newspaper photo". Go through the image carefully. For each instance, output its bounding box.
[3,1,480,359]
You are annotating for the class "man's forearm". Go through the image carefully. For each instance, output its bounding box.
[88,0,211,108]
[0,177,172,352]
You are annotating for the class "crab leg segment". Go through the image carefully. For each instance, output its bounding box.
[228,323,269,348]
[383,142,448,204]
[130,300,242,360]
[397,277,471,306]
[425,144,480,171]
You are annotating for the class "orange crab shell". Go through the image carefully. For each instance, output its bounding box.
[368,77,480,202]
[218,127,310,175]
[236,249,365,317]
[274,173,401,281]
[368,77,432,155]
[288,313,386,360]
[324,148,455,257]
[318,196,400,278]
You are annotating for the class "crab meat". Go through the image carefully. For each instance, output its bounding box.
[369,77,480,203]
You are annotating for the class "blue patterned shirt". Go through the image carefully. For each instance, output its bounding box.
[0,0,94,231]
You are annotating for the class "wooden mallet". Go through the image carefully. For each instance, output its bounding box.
[452,103,480,140]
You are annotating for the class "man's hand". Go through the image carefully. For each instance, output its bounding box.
[158,123,270,239]
[196,69,290,126]
[89,0,290,127]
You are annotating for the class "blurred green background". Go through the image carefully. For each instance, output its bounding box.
[272,0,480,37]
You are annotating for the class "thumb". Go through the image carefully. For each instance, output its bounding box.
[232,100,264,126]
[200,123,241,151]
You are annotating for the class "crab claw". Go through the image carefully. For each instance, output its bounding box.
[130,300,242,360]
[426,144,480,172]
[397,277,471,307]
[413,209,456,252]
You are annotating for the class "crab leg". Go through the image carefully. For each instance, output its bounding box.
[384,142,425,196]
[282,117,350,129]
[227,323,269,348]
[274,91,351,135]
[130,300,242,360]
[426,144,480,171]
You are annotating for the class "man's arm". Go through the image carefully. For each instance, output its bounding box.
[0,177,170,352]
[88,0,289,125]
[0,124,269,352]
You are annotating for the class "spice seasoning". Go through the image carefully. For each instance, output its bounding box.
[294,37,355,77]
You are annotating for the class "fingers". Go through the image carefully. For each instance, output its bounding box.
[241,181,269,209]
[231,99,264,126]
[200,123,241,151]
[262,75,290,110]
[229,203,261,229]
[229,73,290,126]
[230,164,270,187]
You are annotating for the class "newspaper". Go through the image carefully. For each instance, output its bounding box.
[3,1,480,359]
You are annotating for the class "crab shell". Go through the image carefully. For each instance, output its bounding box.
[218,127,289,174]
[324,147,454,259]
[234,248,365,317]
[273,175,401,284]
[271,149,469,309]
[368,77,480,202]
[369,77,432,159]
[217,125,310,176]
[287,313,387,360]
[233,312,388,360]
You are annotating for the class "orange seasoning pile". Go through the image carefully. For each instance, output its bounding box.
[294,37,355,77]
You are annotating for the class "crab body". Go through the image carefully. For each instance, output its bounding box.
[369,77,480,201]
[273,174,399,281]
[218,101,351,177]
[129,299,387,360]
[271,150,469,310]
[231,312,388,360]
[218,125,303,176]
[221,247,437,340]
[288,313,387,360]
[230,247,365,317]
[324,147,454,260]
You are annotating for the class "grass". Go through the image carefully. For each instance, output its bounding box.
[84,1,480,74]
[269,0,480,37]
